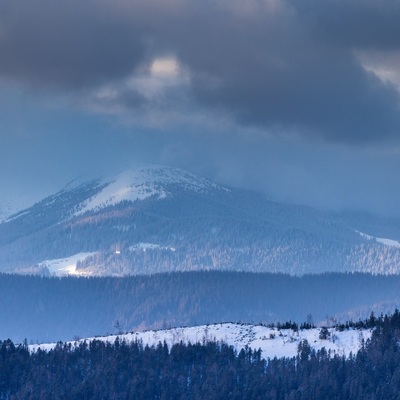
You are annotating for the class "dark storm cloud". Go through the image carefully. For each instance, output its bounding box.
[160,0,400,143]
[1,0,400,143]
[0,0,146,89]
[290,0,400,49]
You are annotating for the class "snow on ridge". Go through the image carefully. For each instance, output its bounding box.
[75,165,228,216]
[30,323,371,360]
[356,230,400,248]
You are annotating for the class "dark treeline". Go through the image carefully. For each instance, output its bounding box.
[1,271,400,343]
[2,312,400,399]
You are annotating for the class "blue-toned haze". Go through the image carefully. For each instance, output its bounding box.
[1,0,400,215]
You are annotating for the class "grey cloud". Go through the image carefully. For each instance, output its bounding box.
[163,131,400,217]
[1,0,400,143]
[157,0,400,143]
[289,0,400,49]
[0,0,146,89]
[186,38,400,143]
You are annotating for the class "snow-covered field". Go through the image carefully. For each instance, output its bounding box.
[30,323,371,360]
[39,252,98,276]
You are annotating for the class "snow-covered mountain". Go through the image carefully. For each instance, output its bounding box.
[75,165,227,216]
[1,165,227,225]
[1,164,400,276]
[30,323,371,360]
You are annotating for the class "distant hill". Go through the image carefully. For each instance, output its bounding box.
[31,323,370,360]
[1,271,400,343]
[1,165,400,275]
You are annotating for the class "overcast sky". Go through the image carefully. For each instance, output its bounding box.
[1,0,400,215]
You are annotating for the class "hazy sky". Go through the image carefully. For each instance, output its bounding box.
[1,0,400,215]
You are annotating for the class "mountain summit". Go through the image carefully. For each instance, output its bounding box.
[1,165,400,276]
[75,165,227,216]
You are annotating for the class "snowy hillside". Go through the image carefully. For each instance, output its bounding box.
[75,165,228,216]
[2,164,400,276]
[356,230,400,248]
[38,252,98,276]
[30,323,371,360]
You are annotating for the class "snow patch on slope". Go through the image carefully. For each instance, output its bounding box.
[30,323,370,360]
[356,230,400,248]
[129,243,176,252]
[39,252,98,276]
[75,165,228,216]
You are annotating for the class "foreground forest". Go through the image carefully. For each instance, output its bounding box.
[1,312,400,399]
[2,271,400,342]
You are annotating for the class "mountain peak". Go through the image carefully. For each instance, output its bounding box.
[75,164,227,215]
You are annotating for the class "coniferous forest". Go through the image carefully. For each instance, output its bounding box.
[2,271,400,342]
[1,312,400,399]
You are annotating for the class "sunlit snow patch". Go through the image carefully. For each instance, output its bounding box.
[39,252,98,276]
[356,230,400,248]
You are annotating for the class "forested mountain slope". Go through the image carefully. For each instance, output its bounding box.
[1,165,400,275]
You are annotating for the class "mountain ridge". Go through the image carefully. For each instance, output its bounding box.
[74,165,229,217]
[30,322,370,360]
[1,164,400,276]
